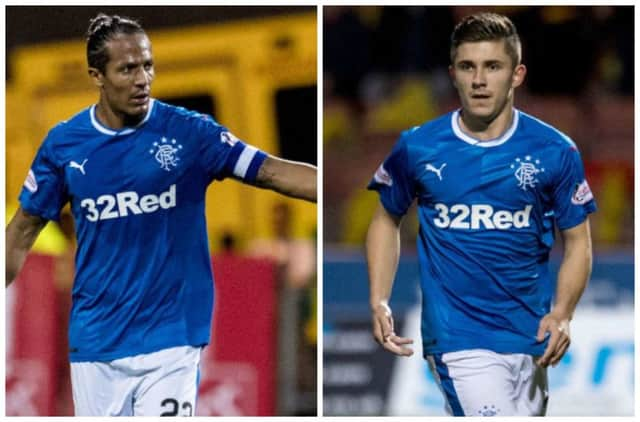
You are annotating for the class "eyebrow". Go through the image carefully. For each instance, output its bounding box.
[456,59,505,66]
[116,56,153,67]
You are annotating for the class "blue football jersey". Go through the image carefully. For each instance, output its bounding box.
[368,109,596,357]
[20,99,267,362]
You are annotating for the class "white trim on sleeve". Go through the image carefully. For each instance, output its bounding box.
[232,145,258,179]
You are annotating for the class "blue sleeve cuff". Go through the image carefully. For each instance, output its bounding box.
[245,150,268,184]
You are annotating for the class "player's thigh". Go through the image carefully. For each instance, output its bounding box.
[515,355,548,416]
[133,345,202,416]
[428,350,519,416]
[70,360,135,416]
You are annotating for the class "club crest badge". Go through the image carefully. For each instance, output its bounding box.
[150,137,182,171]
[511,156,545,191]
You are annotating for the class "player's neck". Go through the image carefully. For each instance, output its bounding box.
[95,99,143,130]
[459,104,515,142]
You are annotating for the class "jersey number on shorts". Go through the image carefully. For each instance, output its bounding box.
[160,398,193,416]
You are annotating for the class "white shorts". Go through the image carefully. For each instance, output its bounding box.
[427,349,548,416]
[70,345,202,416]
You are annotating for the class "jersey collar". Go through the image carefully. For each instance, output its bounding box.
[90,99,155,136]
[451,108,519,147]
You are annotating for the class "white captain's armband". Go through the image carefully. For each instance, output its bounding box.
[233,145,259,179]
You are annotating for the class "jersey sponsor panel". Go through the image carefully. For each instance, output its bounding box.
[80,184,176,222]
[432,203,532,230]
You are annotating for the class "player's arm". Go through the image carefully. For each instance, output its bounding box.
[6,207,48,287]
[366,203,413,357]
[254,155,316,203]
[536,218,592,367]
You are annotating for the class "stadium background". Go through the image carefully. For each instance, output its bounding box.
[323,6,634,416]
[6,6,317,416]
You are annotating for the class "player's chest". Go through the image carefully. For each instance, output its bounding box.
[62,131,194,198]
[415,144,552,205]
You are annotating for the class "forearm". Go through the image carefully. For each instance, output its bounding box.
[6,208,47,286]
[6,243,29,287]
[366,205,414,356]
[256,156,317,202]
[552,224,593,320]
[552,250,591,320]
[366,205,402,309]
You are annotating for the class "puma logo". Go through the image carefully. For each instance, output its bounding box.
[425,163,446,181]
[69,159,88,175]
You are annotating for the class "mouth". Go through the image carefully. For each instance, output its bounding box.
[130,93,150,105]
[470,93,491,100]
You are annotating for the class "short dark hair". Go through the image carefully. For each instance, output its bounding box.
[450,12,521,67]
[86,13,145,73]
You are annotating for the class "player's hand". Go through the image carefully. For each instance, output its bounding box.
[536,311,571,368]
[371,302,414,357]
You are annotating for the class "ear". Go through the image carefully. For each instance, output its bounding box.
[88,67,104,88]
[512,64,527,88]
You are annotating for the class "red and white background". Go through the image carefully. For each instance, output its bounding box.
[6,254,278,416]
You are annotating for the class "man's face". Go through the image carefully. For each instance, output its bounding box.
[92,33,154,122]
[450,40,525,122]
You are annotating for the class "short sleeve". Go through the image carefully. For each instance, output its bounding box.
[551,143,597,230]
[19,138,67,221]
[194,114,267,184]
[367,133,416,217]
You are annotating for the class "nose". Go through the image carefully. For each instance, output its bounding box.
[471,68,487,89]
[133,67,150,87]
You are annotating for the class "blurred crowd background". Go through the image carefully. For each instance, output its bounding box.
[323,6,634,417]
[6,6,316,416]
